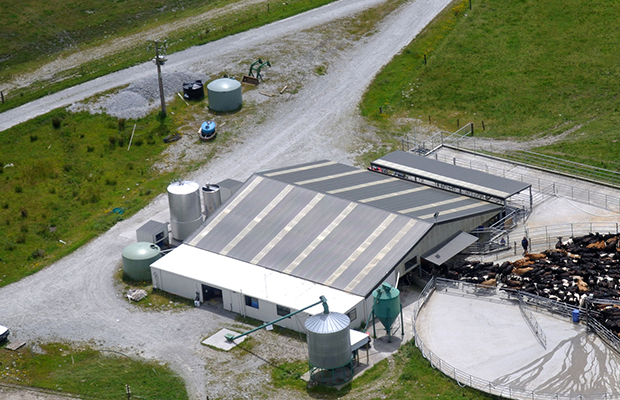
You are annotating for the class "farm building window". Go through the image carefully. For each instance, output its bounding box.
[245,295,259,309]
[346,308,357,322]
[276,305,291,317]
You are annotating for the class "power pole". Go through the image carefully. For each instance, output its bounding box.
[148,39,167,117]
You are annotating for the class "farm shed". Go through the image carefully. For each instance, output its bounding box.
[152,153,519,332]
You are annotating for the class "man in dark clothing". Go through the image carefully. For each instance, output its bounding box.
[521,236,529,254]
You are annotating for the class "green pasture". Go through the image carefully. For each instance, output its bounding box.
[0,342,187,399]
[361,0,620,168]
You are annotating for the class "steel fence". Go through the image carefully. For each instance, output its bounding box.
[524,222,620,253]
[413,278,620,400]
[429,148,620,214]
[517,291,547,348]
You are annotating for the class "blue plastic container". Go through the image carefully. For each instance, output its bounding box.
[572,309,580,323]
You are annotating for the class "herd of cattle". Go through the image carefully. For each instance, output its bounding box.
[441,232,620,337]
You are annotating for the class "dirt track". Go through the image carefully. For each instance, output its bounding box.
[0,0,453,398]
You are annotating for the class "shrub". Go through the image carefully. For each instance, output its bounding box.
[20,224,28,233]
[118,118,126,131]
[2,202,8,209]
[52,117,61,129]
[87,145,95,152]
[14,185,23,193]
[31,249,45,259]
[29,134,38,142]
[135,139,144,147]
[109,136,117,147]
[16,233,26,244]
[20,208,28,218]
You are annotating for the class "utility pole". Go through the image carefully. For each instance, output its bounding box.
[148,39,167,117]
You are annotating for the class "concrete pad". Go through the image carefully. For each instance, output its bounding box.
[201,328,247,351]
[417,291,620,395]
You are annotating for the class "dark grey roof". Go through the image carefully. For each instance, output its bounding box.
[260,160,502,223]
[422,231,478,266]
[186,174,433,297]
[371,151,530,201]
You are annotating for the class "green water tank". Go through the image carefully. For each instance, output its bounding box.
[122,242,161,281]
[372,283,401,332]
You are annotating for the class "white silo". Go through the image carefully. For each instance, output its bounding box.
[167,181,202,241]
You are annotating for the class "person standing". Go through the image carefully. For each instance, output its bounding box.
[521,236,529,254]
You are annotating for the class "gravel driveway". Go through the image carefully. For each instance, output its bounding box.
[0,0,452,398]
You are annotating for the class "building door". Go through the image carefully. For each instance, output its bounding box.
[201,284,222,301]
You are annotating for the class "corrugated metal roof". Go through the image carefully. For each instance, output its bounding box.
[371,151,530,201]
[259,161,502,223]
[186,174,433,297]
[422,231,479,266]
[305,312,350,334]
[183,159,504,298]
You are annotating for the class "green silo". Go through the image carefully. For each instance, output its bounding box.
[122,242,161,282]
[371,283,403,342]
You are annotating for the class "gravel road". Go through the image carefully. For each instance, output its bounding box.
[0,0,452,398]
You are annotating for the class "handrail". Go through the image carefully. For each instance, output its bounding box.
[517,291,547,348]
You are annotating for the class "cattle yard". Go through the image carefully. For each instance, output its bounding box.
[406,144,620,400]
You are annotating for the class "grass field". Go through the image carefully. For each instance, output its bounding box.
[0,342,187,399]
[0,0,336,111]
[0,108,179,287]
[361,0,620,169]
[270,341,498,399]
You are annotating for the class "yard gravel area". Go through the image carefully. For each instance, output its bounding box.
[0,0,454,398]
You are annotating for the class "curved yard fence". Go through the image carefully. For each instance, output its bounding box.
[412,278,620,400]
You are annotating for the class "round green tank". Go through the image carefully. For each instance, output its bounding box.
[122,242,161,282]
[372,283,401,332]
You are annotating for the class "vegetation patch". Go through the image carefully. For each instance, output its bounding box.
[0,109,178,287]
[116,267,194,311]
[0,342,187,399]
[360,0,620,168]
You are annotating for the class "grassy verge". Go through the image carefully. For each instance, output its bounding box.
[0,342,187,399]
[0,0,337,112]
[360,0,620,168]
[116,267,194,311]
[270,342,498,399]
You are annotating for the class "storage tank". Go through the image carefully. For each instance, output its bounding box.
[122,242,161,281]
[372,282,401,338]
[167,181,202,241]
[202,183,222,217]
[207,78,242,112]
[305,312,351,369]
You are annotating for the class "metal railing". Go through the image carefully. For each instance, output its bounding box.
[524,222,620,253]
[414,126,620,187]
[413,278,620,400]
[429,149,620,214]
[517,292,547,348]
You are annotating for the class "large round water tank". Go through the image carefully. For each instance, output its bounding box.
[122,242,161,281]
[207,78,242,112]
[305,312,351,369]
[372,283,401,331]
[167,181,202,241]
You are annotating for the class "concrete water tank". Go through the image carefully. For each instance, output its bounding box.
[202,183,222,217]
[122,242,161,281]
[207,78,242,112]
[167,181,202,241]
[305,312,351,369]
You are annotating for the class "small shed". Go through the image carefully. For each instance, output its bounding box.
[207,78,242,112]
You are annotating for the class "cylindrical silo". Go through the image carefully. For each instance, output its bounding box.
[305,312,351,369]
[167,181,202,241]
[122,242,161,281]
[201,183,222,217]
[207,78,242,112]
